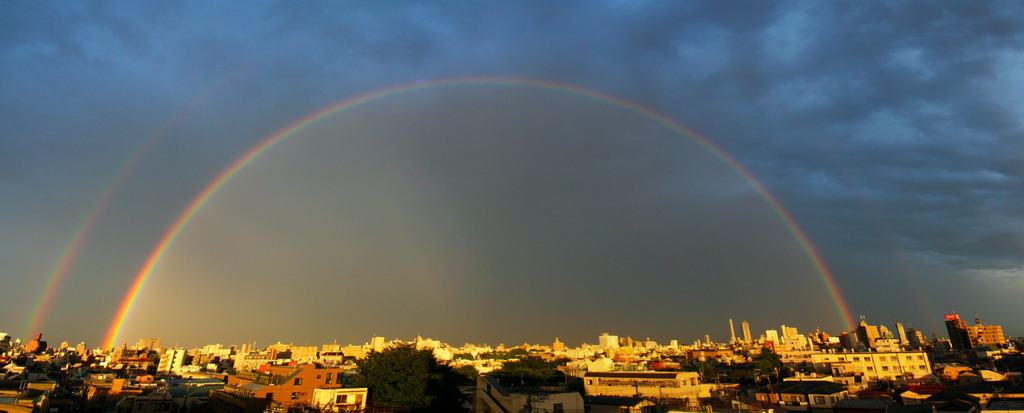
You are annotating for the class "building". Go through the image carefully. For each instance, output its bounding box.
[967,319,1005,348]
[945,314,974,350]
[310,387,367,412]
[743,321,752,343]
[158,349,187,374]
[475,375,584,413]
[857,321,881,349]
[135,338,161,351]
[776,380,850,411]
[907,329,926,349]
[896,321,909,345]
[582,371,703,399]
[811,351,931,386]
[209,363,351,413]
[599,333,619,349]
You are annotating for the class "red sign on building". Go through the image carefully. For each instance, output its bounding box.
[944,314,960,321]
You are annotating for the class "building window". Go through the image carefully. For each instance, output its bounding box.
[588,379,593,385]
[867,367,873,371]
[554,403,564,412]
[291,392,298,400]
[882,366,889,371]
[814,396,825,405]
[317,375,321,379]
[294,378,302,385]
[854,357,860,361]
[337,395,348,404]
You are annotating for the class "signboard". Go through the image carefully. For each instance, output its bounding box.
[944,314,960,321]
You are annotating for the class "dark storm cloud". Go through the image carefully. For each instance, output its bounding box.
[2,1,1023,346]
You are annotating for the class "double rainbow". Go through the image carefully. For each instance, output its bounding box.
[103,77,855,348]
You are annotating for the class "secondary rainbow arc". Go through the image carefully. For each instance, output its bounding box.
[104,77,855,348]
[24,69,250,342]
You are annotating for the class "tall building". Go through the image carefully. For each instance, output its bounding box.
[730,319,737,343]
[895,321,908,344]
[856,320,880,349]
[907,328,925,348]
[944,314,973,350]
[553,338,566,351]
[765,330,779,344]
[158,349,187,374]
[967,318,1005,348]
[598,333,619,349]
[742,321,752,343]
[781,325,798,339]
[136,338,161,351]
[370,336,385,352]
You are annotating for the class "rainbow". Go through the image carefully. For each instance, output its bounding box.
[103,77,855,348]
[24,70,248,342]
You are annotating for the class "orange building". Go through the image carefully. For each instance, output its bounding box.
[210,364,353,413]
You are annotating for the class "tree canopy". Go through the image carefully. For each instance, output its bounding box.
[353,344,463,411]
[753,346,783,384]
[490,356,565,387]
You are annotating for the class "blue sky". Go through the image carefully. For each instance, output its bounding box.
[2,2,1022,348]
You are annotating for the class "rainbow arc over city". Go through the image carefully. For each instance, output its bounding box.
[103,77,855,348]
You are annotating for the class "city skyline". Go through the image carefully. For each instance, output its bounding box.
[3,3,1023,348]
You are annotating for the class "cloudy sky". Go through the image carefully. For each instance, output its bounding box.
[2,2,1022,349]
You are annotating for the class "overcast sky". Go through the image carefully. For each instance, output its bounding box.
[2,2,1022,349]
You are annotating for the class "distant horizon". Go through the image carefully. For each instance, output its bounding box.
[9,314,1001,351]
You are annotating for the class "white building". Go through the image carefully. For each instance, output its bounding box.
[475,376,583,413]
[582,371,704,399]
[599,333,619,349]
[158,349,187,374]
[811,350,930,385]
[311,387,367,412]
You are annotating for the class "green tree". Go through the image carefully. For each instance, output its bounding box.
[753,346,782,387]
[354,344,463,411]
[491,356,564,387]
[454,365,480,385]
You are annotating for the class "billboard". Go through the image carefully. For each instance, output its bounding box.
[944,314,960,321]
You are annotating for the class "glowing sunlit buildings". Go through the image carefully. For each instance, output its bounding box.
[598,333,619,349]
[944,313,973,350]
[967,317,1005,348]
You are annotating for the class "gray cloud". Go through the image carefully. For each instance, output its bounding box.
[2,1,1023,347]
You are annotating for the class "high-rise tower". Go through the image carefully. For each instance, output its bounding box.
[944,314,973,350]
[730,319,737,343]
[742,321,751,343]
[895,320,908,344]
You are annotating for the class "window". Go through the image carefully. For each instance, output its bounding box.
[882,366,889,371]
[854,357,860,361]
[554,403,564,412]
[866,367,873,371]
[337,395,348,404]
[317,375,321,379]
[814,396,825,405]
[291,392,298,400]
[355,395,363,405]
[294,378,302,385]
[588,379,593,385]
[326,373,332,385]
